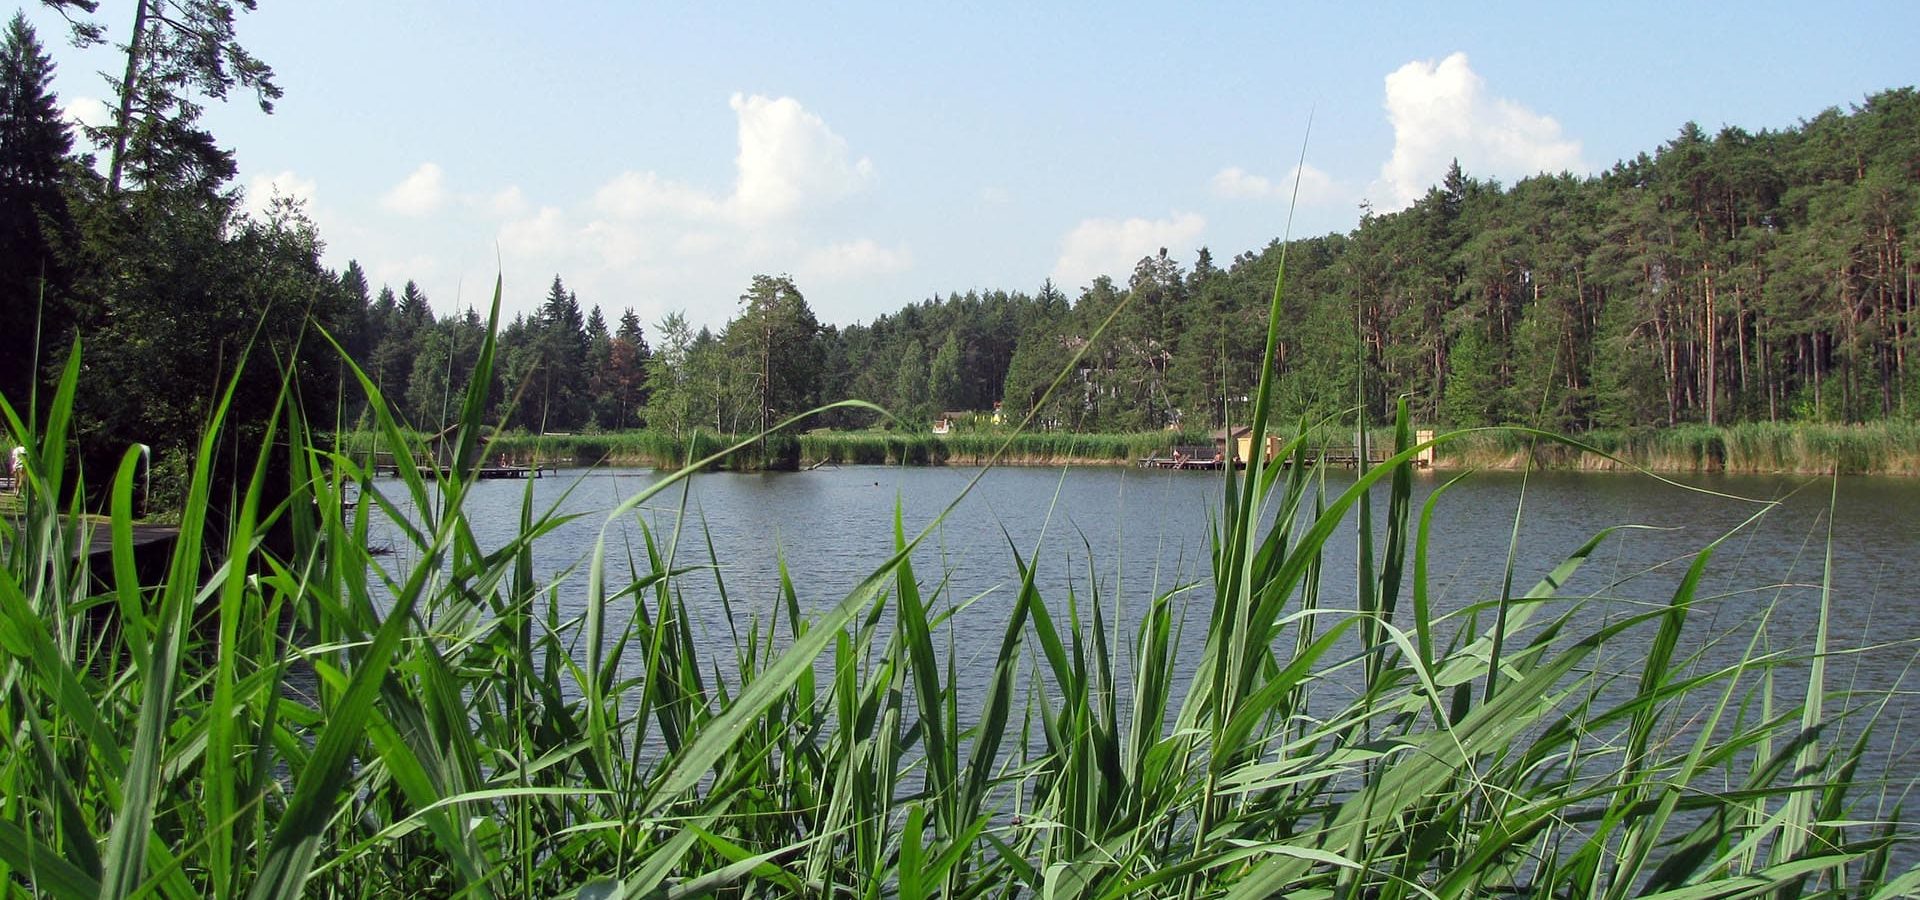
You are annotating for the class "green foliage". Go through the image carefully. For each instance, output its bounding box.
[622,90,1918,435]
[0,12,77,407]
[730,273,823,432]
[2,268,1914,898]
[86,0,281,195]
[891,337,930,425]
[1436,419,1920,474]
[4,34,1920,891]
[1443,317,1501,425]
[66,189,353,510]
[927,329,961,413]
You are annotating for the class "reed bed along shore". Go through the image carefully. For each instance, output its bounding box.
[340,428,1212,469]
[8,272,1912,897]
[1438,421,1920,476]
[349,420,1920,476]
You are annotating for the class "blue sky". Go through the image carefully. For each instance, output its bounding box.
[26,1,1919,331]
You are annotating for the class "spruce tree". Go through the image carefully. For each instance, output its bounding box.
[927,331,962,413]
[0,12,75,404]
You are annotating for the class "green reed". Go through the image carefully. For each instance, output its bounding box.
[1440,420,1920,476]
[0,265,1915,898]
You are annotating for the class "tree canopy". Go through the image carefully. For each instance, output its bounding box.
[321,88,1920,437]
[3,4,1916,512]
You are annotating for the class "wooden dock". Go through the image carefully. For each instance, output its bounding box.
[84,523,180,563]
[1138,454,1229,470]
[0,519,181,587]
[1140,447,1424,471]
[372,463,558,480]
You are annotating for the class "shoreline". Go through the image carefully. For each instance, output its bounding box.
[564,450,1920,478]
[351,421,1920,478]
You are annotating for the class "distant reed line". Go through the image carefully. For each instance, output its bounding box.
[340,420,1920,475]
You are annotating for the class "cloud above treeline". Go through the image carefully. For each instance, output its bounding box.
[1371,52,1587,209]
[1210,163,1341,206]
[341,93,908,328]
[262,53,1589,330]
[1050,212,1206,291]
[1208,52,1588,219]
[380,162,447,216]
[800,239,913,282]
[591,93,873,225]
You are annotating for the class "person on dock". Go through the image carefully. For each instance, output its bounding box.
[8,445,23,493]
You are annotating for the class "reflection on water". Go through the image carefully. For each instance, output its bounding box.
[367,463,1920,827]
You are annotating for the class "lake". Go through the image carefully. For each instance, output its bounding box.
[366,462,1920,829]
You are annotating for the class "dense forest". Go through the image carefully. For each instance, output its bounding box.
[1,3,349,501]
[329,86,1919,437]
[4,2,1917,499]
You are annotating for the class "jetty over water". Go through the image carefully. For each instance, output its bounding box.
[1138,446,1416,471]
[0,516,179,585]
[1140,427,1436,471]
[370,462,559,480]
[363,450,558,480]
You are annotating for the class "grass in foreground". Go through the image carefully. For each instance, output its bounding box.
[0,267,1915,898]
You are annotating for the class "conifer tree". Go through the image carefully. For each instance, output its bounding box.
[731,274,822,432]
[0,12,75,403]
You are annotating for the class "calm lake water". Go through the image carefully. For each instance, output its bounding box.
[367,463,1920,827]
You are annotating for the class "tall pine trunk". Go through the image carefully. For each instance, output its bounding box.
[106,0,151,194]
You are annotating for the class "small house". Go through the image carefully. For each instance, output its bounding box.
[1212,426,1252,463]
[1213,426,1282,464]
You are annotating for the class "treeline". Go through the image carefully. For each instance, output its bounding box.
[7,0,1917,505]
[345,273,654,433]
[1275,90,1920,431]
[833,88,1920,433]
[366,87,1916,438]
[337,272,819,441]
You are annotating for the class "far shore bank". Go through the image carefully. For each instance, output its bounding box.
[344,421,1920,478]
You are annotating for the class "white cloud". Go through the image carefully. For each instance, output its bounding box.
[673,232,726,257]
[372,254,438,288]
[245,170,318,220]
[593,93,871,225]
[380,162,447,216]
[580,220,654,269]
[1372,52,1586,210]
[980,186,1012,205]
[487,185,528,217]
[1210,163,1340,206]
[1050,213,1206,289]
[498,206,570,259]
[341,95,886,332]
[1211,166,1274,199]
[729,92,873,221]
[799,239,913,281]
[62,96,110,130]
[594,171,721,219]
